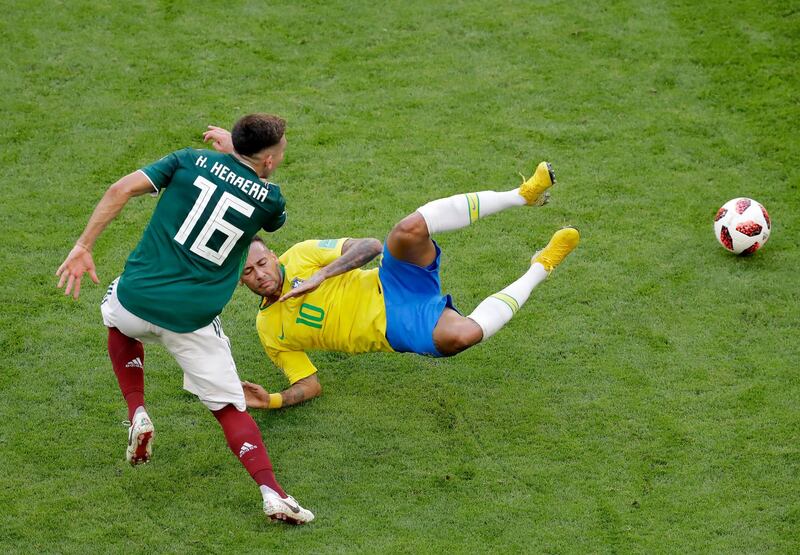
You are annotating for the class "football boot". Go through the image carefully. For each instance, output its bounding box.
[531,227,580,272]
[519,161,556,206]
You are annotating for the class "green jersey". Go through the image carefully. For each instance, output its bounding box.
[117,148,287,333]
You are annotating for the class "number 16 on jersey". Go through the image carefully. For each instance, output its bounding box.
[174,176,254,265]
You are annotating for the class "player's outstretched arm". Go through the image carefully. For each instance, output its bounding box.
[242,374,322,410]
[279,238,382,301]
[203,126,234,154]
[56,171,154,299]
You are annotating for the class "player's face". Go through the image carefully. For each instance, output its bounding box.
[262,135,287,178]
[241,242,283,297]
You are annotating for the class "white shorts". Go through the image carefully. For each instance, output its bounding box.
[101,278,246,412]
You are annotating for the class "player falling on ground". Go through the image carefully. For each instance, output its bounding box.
[56,114,313,524]
[236,161,579,410]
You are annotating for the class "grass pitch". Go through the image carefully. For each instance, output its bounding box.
[1,1,798,553]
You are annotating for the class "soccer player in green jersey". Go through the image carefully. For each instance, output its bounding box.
[199,127,579,412]
[56,114,314,525]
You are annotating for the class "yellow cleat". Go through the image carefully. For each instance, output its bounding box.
[519,161,556,206]
[531,227,580,272]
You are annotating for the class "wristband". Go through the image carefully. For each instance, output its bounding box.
[268,393,283,409]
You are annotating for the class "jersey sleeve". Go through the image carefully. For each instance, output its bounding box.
[139,150,182,192]
[290,238,348,269]
[269,349,318,385]
[257,310,318,384]
[262,192,286,233]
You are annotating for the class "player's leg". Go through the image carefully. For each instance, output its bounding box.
[107,327,154,465]
[388,162,555,267]
[385,212,439,267]
[101,278,155,465]
[466,227,580,343]
[107,327,145,421]
[211,404,313,524]
[162,319,314,525]
[432,308,484,355]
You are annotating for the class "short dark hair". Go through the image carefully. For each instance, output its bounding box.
[250,234,273,255]
[232,114,286,156]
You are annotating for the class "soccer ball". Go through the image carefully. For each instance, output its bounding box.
[714,197,771,255]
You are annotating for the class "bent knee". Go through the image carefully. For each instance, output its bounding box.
[390,212,430,242]
[434,319,483,356]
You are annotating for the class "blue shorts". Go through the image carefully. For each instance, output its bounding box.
[378,240,459,357]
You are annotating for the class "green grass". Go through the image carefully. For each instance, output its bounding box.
[2,0,799,552]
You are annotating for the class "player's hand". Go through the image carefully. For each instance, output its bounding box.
[56,244,100,300]
[279,273,325,302]
[203,126,234,154]
[242,381,270,409]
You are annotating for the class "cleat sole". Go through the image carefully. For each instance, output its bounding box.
[544,162,556,185]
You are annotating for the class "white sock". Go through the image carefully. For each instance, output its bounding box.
[468,263,548,340]
[417,189,526,235]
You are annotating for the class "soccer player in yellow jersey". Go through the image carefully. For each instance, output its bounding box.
[239,169,580,410]
[201,125,580,411]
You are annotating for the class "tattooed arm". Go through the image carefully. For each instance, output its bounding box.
[242,374,322,409]
[279,238,383,301]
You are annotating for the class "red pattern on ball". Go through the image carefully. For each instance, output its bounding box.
[760,205,771,229]
[735,198,751,214]
[742,242,761,255]
[714,207,727,222]
[735,220,763,237]
[719,226,733,250]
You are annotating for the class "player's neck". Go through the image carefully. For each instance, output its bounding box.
[231,152,267,181]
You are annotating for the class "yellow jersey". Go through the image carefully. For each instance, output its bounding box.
[256,238,394,384]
